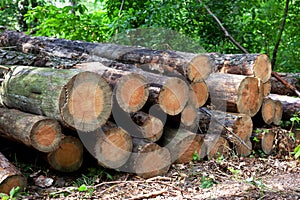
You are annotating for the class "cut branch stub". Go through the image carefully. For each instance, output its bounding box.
[209,53,272,83]
[0,108,63,153]
[206,73,262,117]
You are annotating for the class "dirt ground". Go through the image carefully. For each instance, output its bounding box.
[15,156,299,200]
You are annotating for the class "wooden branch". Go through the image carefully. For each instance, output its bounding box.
[272,71,300,97]
[271,0,290,69]
[198,0,248,54]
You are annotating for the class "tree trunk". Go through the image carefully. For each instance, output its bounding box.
[72,62,148,113]
[1,66,112,132]
[0,49,79,68]
[93,122,132,169]
[197,109,253,157]
[252,97,276,125]
[0,152,27,194]
[0,30,213,82]
[47,136,83,173]
[268,94,299,121]
[270,73,300,96]
[128,138,171,178]
[0,108,63,153]
[251,128,276,155]
[160,127,204,163]
[209,53,272,83]
[206,73,262,117]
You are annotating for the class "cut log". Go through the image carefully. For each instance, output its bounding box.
[128,138,171,178]
[262,80,271,98]
[268,94,299,121]
[0,152,27,194]
[166,103,199,132]
[47,136,83,173]
[0,30,213,82]
[94,122,132,169]
[197,109,253,156]
[251,128,275,155]
[73,62,189,115]
[0,108,63,153]
[0,66,112,132]
[270,72,300,96]
[209,53,272,83]
[0,49,79,68]
[273,100,283,126]
[206,73,262,117]
[190,80,209,108]
[73,62,149,113]
[130,111,164,142]
[252,97,276,125]
[160,127,204,163]
[207,136,230,159]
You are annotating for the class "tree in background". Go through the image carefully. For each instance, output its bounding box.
[0,0,299,72]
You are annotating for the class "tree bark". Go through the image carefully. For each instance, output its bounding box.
[268,94,298,121]
[206,73,262,117]
[251,128,276,155]
[47,136,83,173]
[0,108,63,153]
[270,73,300,96]
[1,66,112,132]
[197,109,253,157]
[0,152,27,194]
[0,49,79,68]
[127,138,171,178]
[160,127,204,163]
[209,53,272,83]
[0,30,213,82]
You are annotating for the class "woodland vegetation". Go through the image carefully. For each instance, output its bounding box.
[1,0,300,73]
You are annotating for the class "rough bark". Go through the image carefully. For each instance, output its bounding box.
[0,108,63,153]
[128,138,171,178]
[209,53,272,83]
[197,109,253,157]
[94,122,132,169]
[72,62,148,113]
[0,152,27,194]
[47,136,83,173]
[270,73,300,96]
[160,127,204,163]
[251,128,276,155]
[0,49,79,68]
[0,30,213,82]
[206,73,262,117]
[268,94,298,121]
[0,66,112,132]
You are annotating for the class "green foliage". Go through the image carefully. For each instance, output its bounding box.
[200,176,214,189]
[0,187,20,200]
[24,3,113,42]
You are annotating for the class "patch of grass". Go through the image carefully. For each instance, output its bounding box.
[200,176,214,189]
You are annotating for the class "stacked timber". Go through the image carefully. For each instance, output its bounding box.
[0,29,299,181]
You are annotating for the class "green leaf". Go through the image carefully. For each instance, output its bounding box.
[78,184,88,192]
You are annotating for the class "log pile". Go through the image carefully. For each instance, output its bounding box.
[0,30,299,188]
